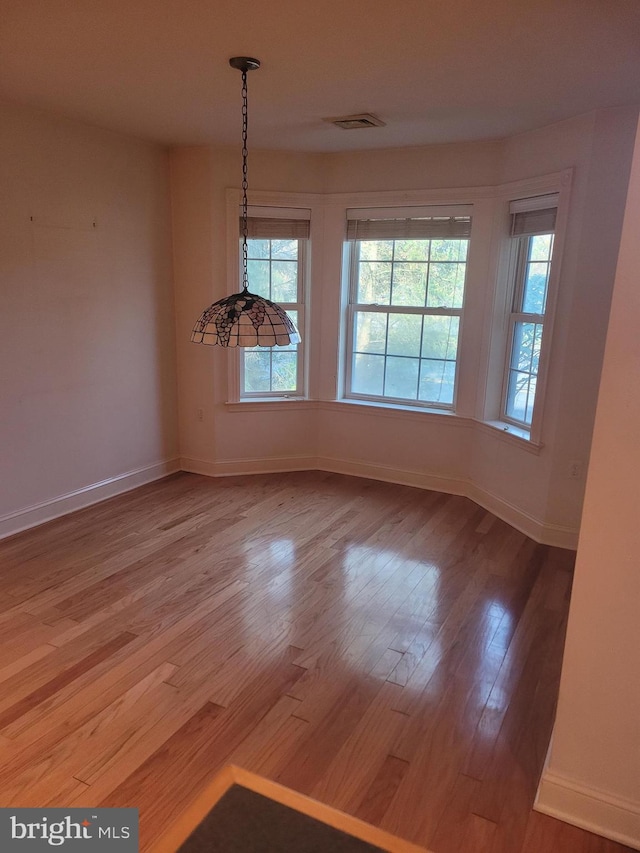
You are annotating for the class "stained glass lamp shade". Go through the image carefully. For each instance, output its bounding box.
[191,291,301,347]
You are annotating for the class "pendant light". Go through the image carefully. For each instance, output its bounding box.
[191,57,301,348]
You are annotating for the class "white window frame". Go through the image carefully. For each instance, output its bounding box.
[342,205,472,411]
[481,173,572,446]
[501,227,554,429]
[239,233,307,399]
[225,191,315,403]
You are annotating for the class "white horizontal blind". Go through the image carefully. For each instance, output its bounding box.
[346,216,472,241]
[243,217,310,239]
[510,194,558,237]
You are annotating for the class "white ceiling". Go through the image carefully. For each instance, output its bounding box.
[1,0,639,152]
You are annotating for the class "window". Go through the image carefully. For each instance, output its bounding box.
[344,209,471,408]
[240,213,309,399]
[501,196,558,428]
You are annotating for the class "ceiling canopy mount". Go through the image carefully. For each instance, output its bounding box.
[228,56,261,72]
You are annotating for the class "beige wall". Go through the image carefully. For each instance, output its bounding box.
[171,146,324,475]
[173,107,637,546]
[322,138,503,192]
[0,102,178,533]
[535,115,640,849]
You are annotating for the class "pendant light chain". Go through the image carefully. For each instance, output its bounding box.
[190,56,301,348]
[241,68,249,292]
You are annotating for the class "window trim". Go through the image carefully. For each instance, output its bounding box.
[480,172,572,446]
[241,210,309,398]
[225,189,319,404]
[500,232,552,429]
[342,204,472,411]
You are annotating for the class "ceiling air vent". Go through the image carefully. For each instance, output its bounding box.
[324,113,386,130]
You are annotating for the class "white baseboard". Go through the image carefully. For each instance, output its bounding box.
[181,454,578,549]
[536,768,640,850]
[2,453,578,549]
[317,456,578,548]
[465,481,578,549]
[0,459,181,541]
[180,455,320,478]
[317,455,467,497]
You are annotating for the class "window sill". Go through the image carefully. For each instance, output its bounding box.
[478,419,543,453]
[321,398,468,426]
[342,396,455,415]
[225,398,316,413]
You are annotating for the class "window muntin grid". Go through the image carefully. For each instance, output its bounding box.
[346,236,468,408]
[502,233,554,427]
[241,237,305,397]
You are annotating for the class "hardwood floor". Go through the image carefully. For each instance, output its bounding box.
[0,471,632,852]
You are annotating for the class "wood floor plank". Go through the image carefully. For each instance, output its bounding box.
[101,652,306,849]
[67,685,227,807]
[310,682,408,813]
[0,472,631,853]
[0,631,138,732]
[0,581,249,746]
[461,814,498,852]
[355,754,411,828]
[427,773,483,853]
[0,665,178,806]
[0,643,56,685]
[71,665,180,784]
[275,675,384,796]
[226,694,307,774]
